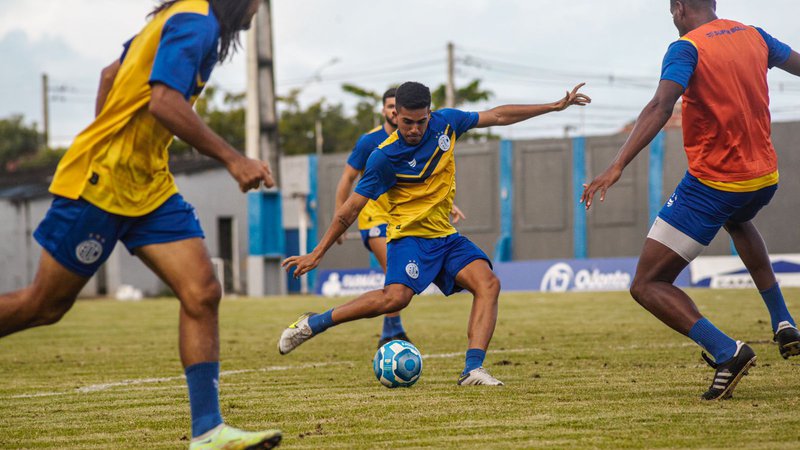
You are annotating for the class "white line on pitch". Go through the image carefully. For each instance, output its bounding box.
[10,348,534,399]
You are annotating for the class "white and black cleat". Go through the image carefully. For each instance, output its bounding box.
[774,321,800,360]
[700,341,756,401]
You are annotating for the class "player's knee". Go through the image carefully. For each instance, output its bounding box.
[382,288,412,313]
[179,278,222,318]
[472,272,501,299]
[485,273,501,297]
[26,287,77,326]
[629,278,649,305]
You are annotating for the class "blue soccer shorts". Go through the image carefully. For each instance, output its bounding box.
[33,194,204,277]
[655,172,777,247]
[384,233,491,296]
[359,223,388,252]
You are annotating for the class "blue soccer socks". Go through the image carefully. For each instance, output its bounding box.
[381,315,406,340]
[185,361,224,438]
[308,309,335,334]
[760,283,796,332]
[688,318,738,364]
[463,348,487,375]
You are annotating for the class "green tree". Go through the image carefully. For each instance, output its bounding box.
[169,86,246,155]
[0,115,42,170]
[431,79,493,109]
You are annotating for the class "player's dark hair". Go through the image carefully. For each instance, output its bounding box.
[395,82,431,111]
[382,88,397,105]
[149,0,254,62]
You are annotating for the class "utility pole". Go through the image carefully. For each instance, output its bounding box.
[246,0,286,297]
[247,0,280,184]
[315,117,323,157]
[446,42,456,108]
[41,73,49,149]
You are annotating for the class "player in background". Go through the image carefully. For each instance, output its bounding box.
[282,81,590,386]
[582,0,800,400]
[334,87,466,347]
[0,1,281,448]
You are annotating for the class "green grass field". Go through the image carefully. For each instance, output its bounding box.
[1,289,799,449]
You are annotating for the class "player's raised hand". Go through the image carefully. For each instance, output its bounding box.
[229,155,274,192]
[450,204,466,224]
[555,83,592,111]
[282,253,321,279]
[580,165,622,210]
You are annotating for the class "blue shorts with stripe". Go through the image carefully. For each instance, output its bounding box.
[384,233,491,296]
[34,194,204,277]
[658,172,777,246]
[359,223,387,252]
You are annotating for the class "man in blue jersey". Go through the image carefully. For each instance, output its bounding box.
[582,0,800,400]
[282,81,590,386]
[334,87,466,347]
[0,1,281,447]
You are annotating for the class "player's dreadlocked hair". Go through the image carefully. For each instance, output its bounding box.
[149,0,255,62]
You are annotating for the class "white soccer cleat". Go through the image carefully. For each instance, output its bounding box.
[457,367,504,386]
[278,312,315,355]
[189,424,282,449]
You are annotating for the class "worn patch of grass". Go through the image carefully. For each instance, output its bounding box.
[1,289,798,449]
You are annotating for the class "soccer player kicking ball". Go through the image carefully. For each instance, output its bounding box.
[0,1,281,448]
[334,87,466,348]
[281,81,590,386]
[582,0,800,400]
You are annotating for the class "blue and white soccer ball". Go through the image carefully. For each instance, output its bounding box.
[372,340,423,388]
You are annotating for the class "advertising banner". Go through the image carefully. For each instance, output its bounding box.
[315,256,693,296]
[690,254,800,288]
[494,257,691,293]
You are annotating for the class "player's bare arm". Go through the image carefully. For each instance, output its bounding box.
[475,83,591,128]
[95,60,120,117]
[778,50,800,77]
[333,164,361,244]
[581,79,683,209]
[149,83,273,192]
[283,192,370,278]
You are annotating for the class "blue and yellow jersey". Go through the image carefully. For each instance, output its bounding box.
[346,125,392,230]
[354,109,479,242]
[49,0,220,216]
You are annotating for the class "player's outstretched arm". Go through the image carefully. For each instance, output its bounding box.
[149,83,274,192]
[333,164,361,244]
[283,193,370,278]
[581,80,683,210]
[475,83,591,128]
[95,60,120,117]
[778,51,800,77]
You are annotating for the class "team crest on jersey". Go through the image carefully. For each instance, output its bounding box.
[75,239,103,265]
[438,134,451,152]
[405,261,420,280]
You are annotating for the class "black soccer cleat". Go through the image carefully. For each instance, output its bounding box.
[774,321,800,360]
[377,332,412,348]
[700,341,756,401]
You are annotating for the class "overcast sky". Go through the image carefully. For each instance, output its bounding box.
[2,0,799,146]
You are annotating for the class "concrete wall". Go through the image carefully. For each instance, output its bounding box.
[512,138,573,260]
